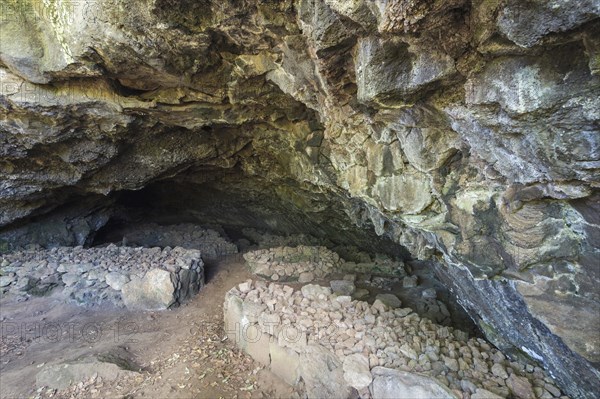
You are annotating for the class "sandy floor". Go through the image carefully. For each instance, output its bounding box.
[0,255,298,399]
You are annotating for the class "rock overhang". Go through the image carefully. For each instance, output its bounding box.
[1,1,599,397]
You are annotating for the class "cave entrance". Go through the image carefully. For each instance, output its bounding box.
[0,167,488,399]
[85,174,480,336]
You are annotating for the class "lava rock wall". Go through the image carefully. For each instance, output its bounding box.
[1,1,598,396]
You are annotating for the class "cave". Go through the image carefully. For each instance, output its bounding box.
[1,1,599,398]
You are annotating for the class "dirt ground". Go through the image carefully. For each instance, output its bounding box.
[0,255,300,399]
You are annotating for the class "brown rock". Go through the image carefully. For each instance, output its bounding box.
[506,374,535,399]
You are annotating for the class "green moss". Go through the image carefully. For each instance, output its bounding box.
[478,319,505,349]
[0,240,9,254]
[479,319,543,366]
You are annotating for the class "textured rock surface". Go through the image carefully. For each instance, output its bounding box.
[36,359,139,391]
[1,1,599,397]
[35,350,141,391]
[121,268,176,310]
[370,367,459,399]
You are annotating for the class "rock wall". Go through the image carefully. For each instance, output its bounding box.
[244,245,344,282]
[111,223,239,260]
[0,245,204,309]
[224,281,566,399]
[0,1,598,396]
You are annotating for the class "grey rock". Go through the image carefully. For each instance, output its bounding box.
[371,170,433,215]
[269,341,301,385]
[461,379,478,394]
[372,298,390,314]
[121,269,175,311]
[223,292,246,350]
[356,36,456,106]
[491,363,509,380]
[14,276,31,291]
[301,284,332,298]
[403,276,418,288]
[238,281,252,293]
[497,1,600,47]
[443,356,459,372]
[370,366,460,399]
[375,294,401,308]
[298,344,353,399]
[298,272,314,283]
[246,328,271,367]
[0,275,15,287]
[330,280,356,295]
[352,288,370,300]
[506,373,535,399]
[0,2,598,398]
[105,272,130,291]
[471,388,504,399]
[342,353,372,390]
[61,273,80,287]
[36,357,139,390]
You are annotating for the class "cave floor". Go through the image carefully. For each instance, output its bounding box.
[0,255,298,399]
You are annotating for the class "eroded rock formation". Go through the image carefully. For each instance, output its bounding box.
[1,1,598,397]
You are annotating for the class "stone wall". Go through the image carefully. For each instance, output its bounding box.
[243,245,344,282]
[0,245,204,310]
[118,223,239,260]
[224,281,566,399]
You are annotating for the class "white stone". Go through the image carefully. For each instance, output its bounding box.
[491,363,509,380]
[0,275,14,287]
[342,353,372,390]
[372,299,388,313]
[105,272,130,291]
[238,281,252,293]
[301,284,331,298]
[61,273,80,287]
[298,272,314,283]
[370,367,459,399]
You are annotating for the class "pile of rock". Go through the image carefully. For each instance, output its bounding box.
[243,246,344,282]
[121,223,238,260]
[0,245,204,310]
[224,281,566,399]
